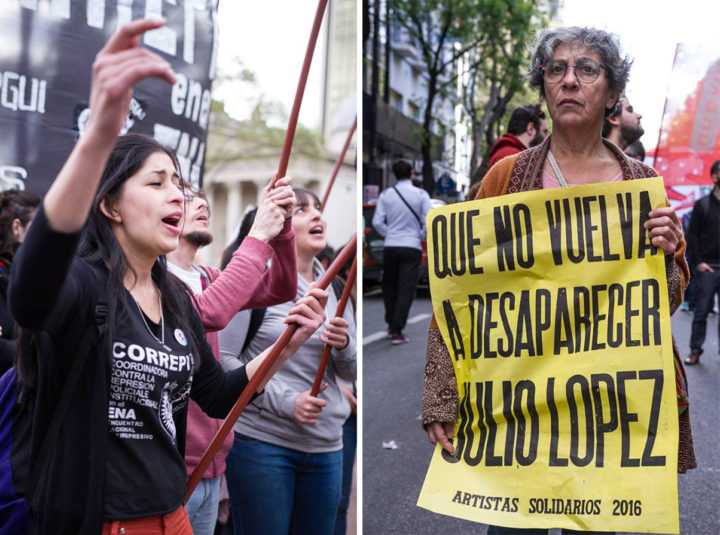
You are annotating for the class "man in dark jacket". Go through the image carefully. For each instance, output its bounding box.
[684,160,720,365]
[486,104,548,170]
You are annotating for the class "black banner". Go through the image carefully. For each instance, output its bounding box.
[0,0,218,195]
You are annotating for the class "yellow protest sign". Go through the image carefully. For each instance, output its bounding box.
[417,177,679,533]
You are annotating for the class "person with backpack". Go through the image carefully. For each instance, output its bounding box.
[7,19,328,534]
[0,190,40,374]
[219,189,356,535]
[371,160,432,344]
[165,182,297,535]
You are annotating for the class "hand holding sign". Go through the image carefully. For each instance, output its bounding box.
[418,178,680,534]
[645,207,682,255]
[427,422,455,455]
[87,19,176,146]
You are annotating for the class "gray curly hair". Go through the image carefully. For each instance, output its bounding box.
[528,27,632,115]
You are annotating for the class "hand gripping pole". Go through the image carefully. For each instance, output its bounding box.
[310,255,356,396]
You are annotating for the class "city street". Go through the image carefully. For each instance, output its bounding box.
[362,288,720,534]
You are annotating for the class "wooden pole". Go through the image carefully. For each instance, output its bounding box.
[269,0,329,189]
[186,233,357,501]
[321,118,357,211]
[310,255,357,396]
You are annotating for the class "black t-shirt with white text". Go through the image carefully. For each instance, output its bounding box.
[104,290,195,518]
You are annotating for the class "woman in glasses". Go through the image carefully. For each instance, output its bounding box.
[422,26,693,534]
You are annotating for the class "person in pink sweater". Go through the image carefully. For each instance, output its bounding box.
[166,181,298,535]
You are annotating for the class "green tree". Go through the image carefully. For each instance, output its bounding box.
[389,0,547,190]
[388,0,490,192]
[206,60,323,169]
[460,1,548,181]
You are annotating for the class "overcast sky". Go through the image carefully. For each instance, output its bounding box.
[213,1,720,149]
[214,1,327,129]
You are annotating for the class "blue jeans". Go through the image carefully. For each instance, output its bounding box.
[225,432,343,535]
[184,476,220,535]
[334,414,357,535]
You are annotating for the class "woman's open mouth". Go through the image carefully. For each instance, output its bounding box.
[309,225,324,236]
[161,213,182,235]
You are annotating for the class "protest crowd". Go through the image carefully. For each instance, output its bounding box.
[0,17,356,535]
[1,3,718,535]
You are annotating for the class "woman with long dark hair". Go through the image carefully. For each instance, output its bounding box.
[219,188,356,535]
[9,20,328,534]
[0,190,39,374]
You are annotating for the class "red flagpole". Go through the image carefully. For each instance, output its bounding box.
[321,118,357,211]
[186,233,357,501]
[269,0,329,189]
[310,255,357,396]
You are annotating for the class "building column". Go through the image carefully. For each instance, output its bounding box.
[225,181,242,246]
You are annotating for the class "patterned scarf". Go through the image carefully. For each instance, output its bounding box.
[508,134,659,193]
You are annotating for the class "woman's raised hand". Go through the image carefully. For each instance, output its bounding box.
[248,176,296,242]
[43,19,176,233]
[645,207,683,255]
[87,19,176,145]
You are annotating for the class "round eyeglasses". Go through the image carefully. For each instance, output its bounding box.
[541,59,605,84]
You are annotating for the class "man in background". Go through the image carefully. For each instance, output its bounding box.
[372,160,432,344]
[166,183,294,533]
[486,104,548,170]
[684,161,720,365]
[602,94,644,151]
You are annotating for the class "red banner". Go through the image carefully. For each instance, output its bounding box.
[653,44,719,218]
